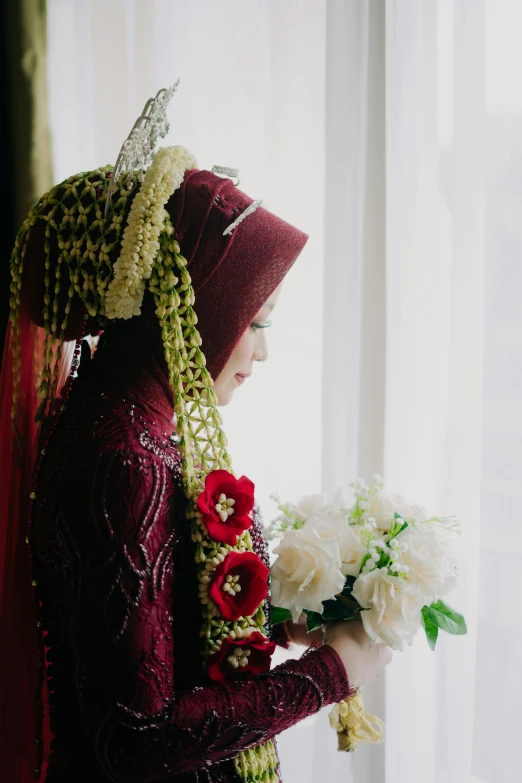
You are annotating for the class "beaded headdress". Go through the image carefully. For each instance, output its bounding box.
[5,81,308,783]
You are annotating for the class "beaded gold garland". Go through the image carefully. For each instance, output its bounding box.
[9,152,280,782]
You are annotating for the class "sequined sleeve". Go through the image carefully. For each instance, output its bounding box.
[47,448,354,781]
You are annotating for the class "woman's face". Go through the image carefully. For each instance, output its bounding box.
[213,284,282,405]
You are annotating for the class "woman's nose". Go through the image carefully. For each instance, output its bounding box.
[253,330,268,362]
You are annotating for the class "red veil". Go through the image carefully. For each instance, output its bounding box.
[0,306,52,781]
[0,169,307,782]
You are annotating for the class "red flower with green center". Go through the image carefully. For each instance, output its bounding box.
[209,551,269,621]
[207,631,276,682]
[197,469,255,546]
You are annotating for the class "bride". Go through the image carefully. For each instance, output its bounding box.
[0,93,390,783]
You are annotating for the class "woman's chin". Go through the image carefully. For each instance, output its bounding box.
[214,384,235,407]
[214,372,248,406]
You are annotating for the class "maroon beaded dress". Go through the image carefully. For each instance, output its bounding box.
[29,315,354,782]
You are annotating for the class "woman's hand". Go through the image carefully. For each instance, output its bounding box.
[324,617,392,688]
[283,613,324,646]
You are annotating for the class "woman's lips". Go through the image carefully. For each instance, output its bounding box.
[234,373,250,384]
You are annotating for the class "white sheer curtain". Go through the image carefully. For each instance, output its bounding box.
[325,1,516,782]
[46,1,519,782]
[322,3,385,781]
[383,2,485,782]
[381,2,519,782]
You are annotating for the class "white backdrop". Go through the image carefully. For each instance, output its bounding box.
[46,2,520,782]
[384,2,520,782]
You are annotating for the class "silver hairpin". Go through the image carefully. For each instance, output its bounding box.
[212,165,240,186]
[104,80,180,218]
[223,199,263,236]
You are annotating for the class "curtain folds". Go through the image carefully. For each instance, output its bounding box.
[323,2,386,782]
[0,0,52,356]
[384,2,487,782]
[3,0,52,225]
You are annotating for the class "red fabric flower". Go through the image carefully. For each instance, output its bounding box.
[207,631,276,682]
[209,551,269,622]
[197,469,255,546]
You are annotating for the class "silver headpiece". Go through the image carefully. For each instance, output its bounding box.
[212,164,240,186]
[104,80,180,217]
[211,164,263,235]
[223,199,263,236]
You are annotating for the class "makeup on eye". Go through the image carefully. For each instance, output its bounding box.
[250,319,272,333]
[250,300,275,332]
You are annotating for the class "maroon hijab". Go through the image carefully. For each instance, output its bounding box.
[169,169,307,378]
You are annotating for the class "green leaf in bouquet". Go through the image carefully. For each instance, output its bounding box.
[335,592,361,614]
[341,576,357,594]
[304,609,324,632]
[321,599,356,621]
[389,516,409,539]
[270,606,292,625]
[425,600,467,636]
[421,605,439,650]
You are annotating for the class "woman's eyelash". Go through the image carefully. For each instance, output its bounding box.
[250,320,272,333]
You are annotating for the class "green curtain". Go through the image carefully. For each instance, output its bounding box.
[1,0,53,356]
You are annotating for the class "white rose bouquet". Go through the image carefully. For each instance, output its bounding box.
[267,475,466,751]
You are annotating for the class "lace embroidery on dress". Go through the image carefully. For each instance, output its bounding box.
[28,393,352,782]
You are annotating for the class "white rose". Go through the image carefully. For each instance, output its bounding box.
[363,491,424,531]
[295,493,330,517]
[271,527,345,623]
[352,568,425,650]
[398,523,458,602]
[302,514,364,577]
[293,489,347,522]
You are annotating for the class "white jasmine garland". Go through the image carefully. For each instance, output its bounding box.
[105,145,197,320]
